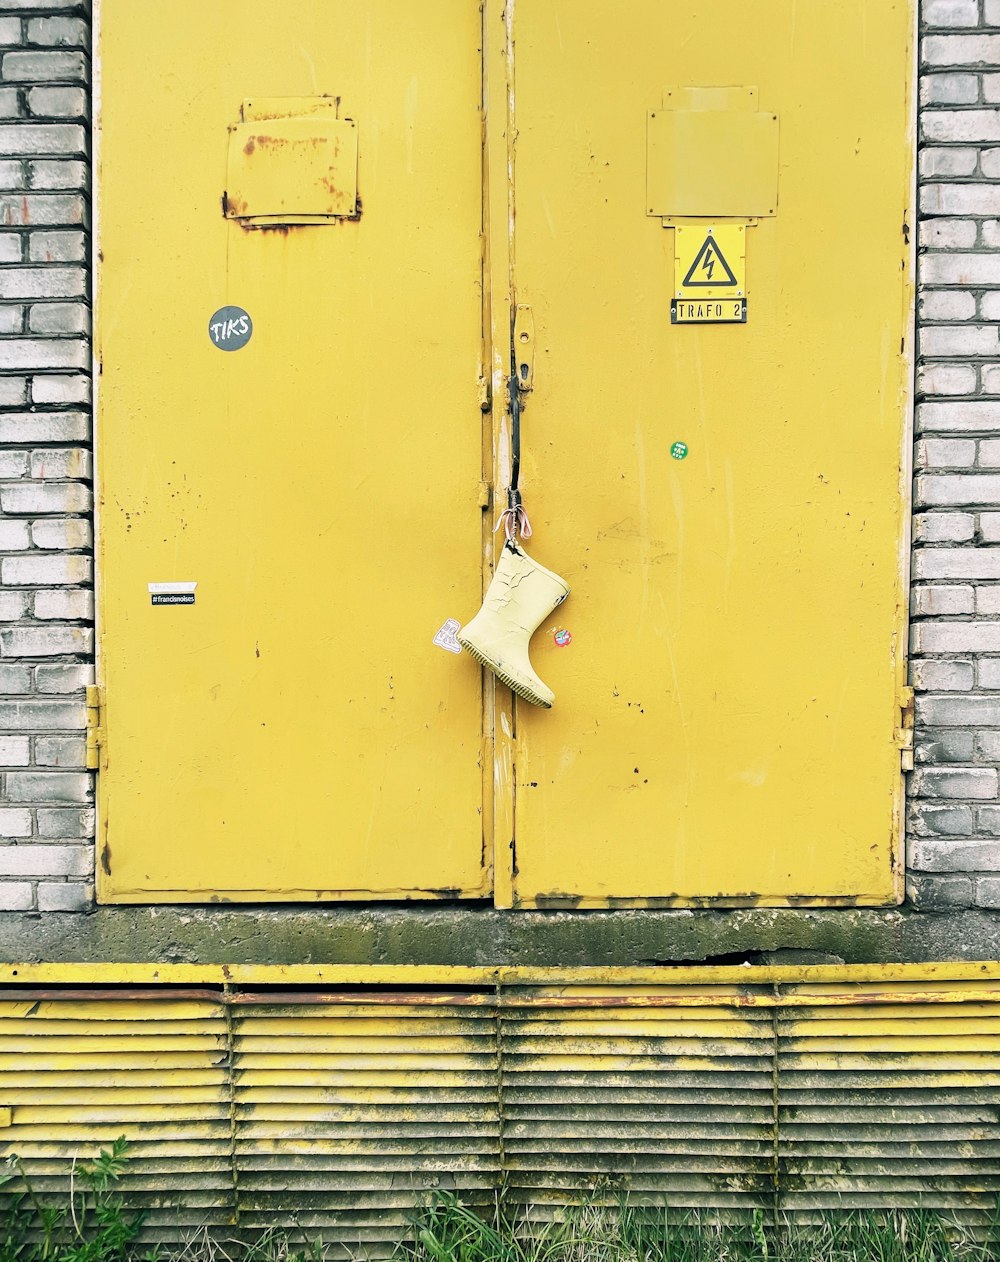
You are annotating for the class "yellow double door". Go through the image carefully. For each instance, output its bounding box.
[97,1,913,906]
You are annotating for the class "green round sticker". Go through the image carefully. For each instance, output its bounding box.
[670,441,689,460]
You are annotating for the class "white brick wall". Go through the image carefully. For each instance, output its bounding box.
[909,0,1000,909]
[0,1,995,916]
[0,0,91,913]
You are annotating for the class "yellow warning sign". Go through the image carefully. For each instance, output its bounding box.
[672,224,747,323]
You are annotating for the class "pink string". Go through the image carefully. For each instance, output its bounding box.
[494,506,533,541]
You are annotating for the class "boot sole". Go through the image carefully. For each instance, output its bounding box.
[457,635,553,709]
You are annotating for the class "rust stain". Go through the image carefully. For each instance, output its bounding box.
[243,137,255,156]
[99,842,111,876]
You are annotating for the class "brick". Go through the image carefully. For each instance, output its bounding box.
[27,86,85,118]
[915,728,977,762]
[983,148,1000,179]
[28,230,83,262]
[917,363,978,395]
[1,51,86,83]
[984,363,1000,396]
[29,374,87,404]
[918,145,978,176]
[915,437,976,467]
[916,475,1000,507]
[980,513,1000,541]
[907,803,975,835]
[33,663,90,693]
[0,590,26,620]
[1,553,88,588]
[0,843,90,875]
[917,402,1000,432]
[0,410,87,442]
[919,325,1000,357]
[0,734,29,764]
[913,512,976,543]
[918,288,977,321]
[0,122,83,154]
[911,583,975,615]
[0,266,83,299]
[34,734,84,767]
[910,658,975,690]
[30,517,89,549]
[919,217,978,248]
[0,304,23,333]
[0,807,31,837]
[979,658,1000,687]
[922,183,1000,215]
[33,588,92,620]
[36,806,93,839]
[911,767,999,799]
[0,192,83,226]
[29,447,89,480]
[913,622,1000,652]
[918,694,1000,725]
[0,519,30,549]
[914,547,1000,579]
[975,586,1000,613]
[921,73,980,103]
[0,375,26,404]
[0,624,91,656]
[986,74,1000,102]
[987,0,1000,23]
[923,110,1000,143]
[979,292,1000,322]
[906,873,975,909]
[0,882,32,910]
[0,480,89,512]
[28,301,88,334]
[924,0,981,25]
[0,158,22,188]
[0,450,26,478]
[0,664,31,691]
[978,438,1000,466]
[923,255,1000,288]
[26,158,84,190]
[0,698,83,728]
[979,806,1000,831]
[5,770,89,803]
[922,34,1000,64]
[0,235,20,263]
[909,839,1000,872]
[36,880,91,911]
[0,19,20,46]
[25,17,87,49]
[0,339,85,370]
[976,732,1000,760]
[975,876,1000,907]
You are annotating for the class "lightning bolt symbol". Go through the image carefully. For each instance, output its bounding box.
[703,246,715,281]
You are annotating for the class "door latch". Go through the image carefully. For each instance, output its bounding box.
[513,305,535,392]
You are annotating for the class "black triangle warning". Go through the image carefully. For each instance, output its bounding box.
[682,234,738,288]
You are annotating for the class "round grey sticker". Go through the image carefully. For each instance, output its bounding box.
[208,305,252,352]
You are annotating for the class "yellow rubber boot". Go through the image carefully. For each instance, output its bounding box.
[459,540,570,708]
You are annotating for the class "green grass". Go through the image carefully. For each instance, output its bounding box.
[2,1145,998,1262]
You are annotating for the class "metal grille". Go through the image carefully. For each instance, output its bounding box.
[499,986,776,1224]
[230,993,500,1257]
[777,979,1000,1226]
[0,991,236,1240]
[1,974,999,1248]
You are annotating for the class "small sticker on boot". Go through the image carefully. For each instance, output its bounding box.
[553,628,572,647]
[433,618,463,655]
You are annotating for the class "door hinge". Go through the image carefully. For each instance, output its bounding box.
[478,480,492,510]
[86,685,103,771]
[896,685,915,772]
[477,373,492,411]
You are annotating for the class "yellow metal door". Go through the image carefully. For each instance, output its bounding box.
[96,3,488,899]
[493,1,914,906]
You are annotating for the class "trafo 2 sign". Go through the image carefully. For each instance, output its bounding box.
[671,225,746,324]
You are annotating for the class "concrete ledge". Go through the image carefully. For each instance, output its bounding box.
[0,905,998,966]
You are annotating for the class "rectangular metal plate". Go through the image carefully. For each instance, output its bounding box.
[647,103,779,219]
[226,112,358,221]
[671,297,746,323]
